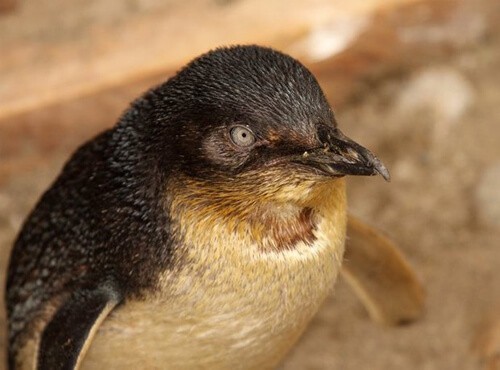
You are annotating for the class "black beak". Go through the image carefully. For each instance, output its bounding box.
[293,126,390,181]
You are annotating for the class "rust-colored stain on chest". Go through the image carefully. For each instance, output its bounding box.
[251,207,317,252]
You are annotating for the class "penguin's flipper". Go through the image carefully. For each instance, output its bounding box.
[38,286,121,370]
[341,215,425,325]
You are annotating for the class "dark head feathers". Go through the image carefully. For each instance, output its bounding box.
[164,45,333,126]
[121,45,335,177]
[129,45,332,123]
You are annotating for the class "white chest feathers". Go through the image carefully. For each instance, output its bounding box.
[82,202,347,370]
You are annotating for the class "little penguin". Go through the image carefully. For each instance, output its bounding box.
[6,45,391,370]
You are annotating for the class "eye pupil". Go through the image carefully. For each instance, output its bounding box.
[230,126,256,147]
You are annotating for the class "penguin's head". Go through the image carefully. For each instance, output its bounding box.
[136,45,389,209]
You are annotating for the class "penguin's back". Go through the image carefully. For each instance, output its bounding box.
[6,127,173,368]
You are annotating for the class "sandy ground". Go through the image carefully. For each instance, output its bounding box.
[1,0,499,369]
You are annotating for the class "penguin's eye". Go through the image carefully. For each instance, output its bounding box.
[229,126,256,147]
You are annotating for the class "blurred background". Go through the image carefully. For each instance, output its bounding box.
[0,0,499,369]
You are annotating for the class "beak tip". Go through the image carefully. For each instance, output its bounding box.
[378,167,391,182]
[370,158,391,182]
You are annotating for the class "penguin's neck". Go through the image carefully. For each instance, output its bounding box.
[170,198,317,254]
[166,176,346,256]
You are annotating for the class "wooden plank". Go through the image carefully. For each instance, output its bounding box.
[0,0,16,13]
[0,0,416,121]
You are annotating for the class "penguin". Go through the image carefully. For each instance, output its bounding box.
[6,45,392,370]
